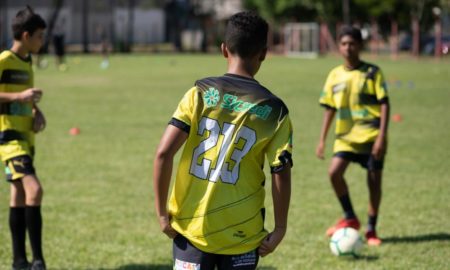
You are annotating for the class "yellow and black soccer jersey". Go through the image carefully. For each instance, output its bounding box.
[319,62,388,154]
[168,73,293,255]
[0,50,35,161]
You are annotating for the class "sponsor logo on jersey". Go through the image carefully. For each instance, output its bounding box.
[233,230,246,238]
[203,87,220,107]
[0,69,30,84]
[13,159,25,168]
[9,102,32,116]
[332,82,346,93]
[221,94,272,120]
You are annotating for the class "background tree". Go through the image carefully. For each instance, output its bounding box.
[244,0,445,37]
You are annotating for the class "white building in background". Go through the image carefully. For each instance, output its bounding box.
[0,0,245,51]
[0,0,165,49]
[191,0,242,19]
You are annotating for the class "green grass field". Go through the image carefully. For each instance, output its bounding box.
[0,53,449,269]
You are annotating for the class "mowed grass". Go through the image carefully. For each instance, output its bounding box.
[0,53,449,269]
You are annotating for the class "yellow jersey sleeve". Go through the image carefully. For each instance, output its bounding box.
[266,114,293,172]
[0,54,5,80]
[319,70,336,109]
[172,86,199,128]
[374,70,388,101]
[0,57,4,82]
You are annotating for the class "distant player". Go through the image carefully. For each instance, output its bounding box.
[153,11,293,269]
[98,25,110,69]
[316,26,390,246]
[0,6,47,270]
[52,17,66,71]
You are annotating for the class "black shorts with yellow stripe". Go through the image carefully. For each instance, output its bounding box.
[334,151,384,171]
[4,155,35,181]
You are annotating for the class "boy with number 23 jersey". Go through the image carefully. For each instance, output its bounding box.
[154,12,293,270]
[169,74,292,254]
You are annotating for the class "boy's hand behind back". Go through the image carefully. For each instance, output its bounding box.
[18,88,42,103]
[159,215,178,239]
[258,227,286,257]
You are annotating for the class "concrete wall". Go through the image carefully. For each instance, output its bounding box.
[0,1,165,47]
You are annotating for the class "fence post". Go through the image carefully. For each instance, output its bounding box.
[390,19,398,60]
[434,16,442,58]
[412,16,420,57]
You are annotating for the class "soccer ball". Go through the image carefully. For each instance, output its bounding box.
[329,227,363,257]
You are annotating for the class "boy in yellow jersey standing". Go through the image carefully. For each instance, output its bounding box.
[0,6,47,270]
[316,26,390,246]
[153,11,293,269]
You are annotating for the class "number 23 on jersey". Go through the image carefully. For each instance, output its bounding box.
[190,117,256,185]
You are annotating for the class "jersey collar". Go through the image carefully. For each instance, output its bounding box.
[8,50,32,63]
[343,61,366,71]
[224,73,259,84]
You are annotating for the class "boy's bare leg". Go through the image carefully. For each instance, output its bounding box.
[326,157,360,236]
[22,175,43,206]
[365,169,383,245]
[328,157,351,197]
[367,170,382,217]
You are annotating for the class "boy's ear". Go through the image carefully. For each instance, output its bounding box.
[22,31,31,41]
[259,47,267,61]
[221,43,229,58]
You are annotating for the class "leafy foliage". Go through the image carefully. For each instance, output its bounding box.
[244,0,444,31]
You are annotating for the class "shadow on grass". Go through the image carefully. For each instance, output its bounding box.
[382,232,450,244]
[95,265,276,270]
[354,255,379,261]
[96,265,171,270]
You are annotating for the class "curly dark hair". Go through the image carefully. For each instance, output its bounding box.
[12,5,46,40]
[339,26,363,44]
[225,11,268,59]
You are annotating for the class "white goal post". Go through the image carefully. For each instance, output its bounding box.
[284,23,319,58]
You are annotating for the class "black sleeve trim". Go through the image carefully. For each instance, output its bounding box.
[359,93,379,105]
[378,97,389,104]
[270,151,293,173]
[320,103,336,110]
[0,130,24,144]
[168,118,190,134]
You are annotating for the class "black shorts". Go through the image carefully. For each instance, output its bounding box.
[334,151,384,171]
[173,234,259,270]
[4,155,36,181]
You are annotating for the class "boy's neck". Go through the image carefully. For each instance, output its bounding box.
[10,41,30,59]
[344,57,362,70]
[226,57,259,79]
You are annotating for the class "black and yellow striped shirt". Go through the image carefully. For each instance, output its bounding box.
[319,62,388,154]
[0,50,35,151]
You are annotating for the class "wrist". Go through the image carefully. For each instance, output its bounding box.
[13,93,21,102]
[158,212,169,219]
[274,226,287,232]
